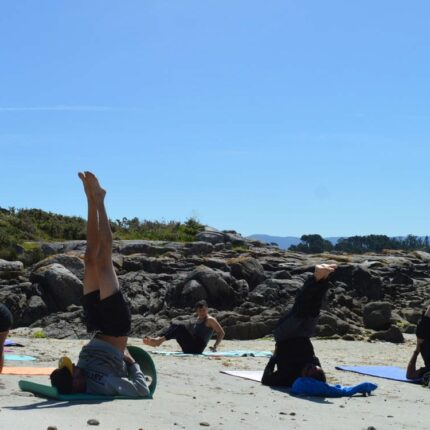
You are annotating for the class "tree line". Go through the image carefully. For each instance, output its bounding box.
[288,234,430,254]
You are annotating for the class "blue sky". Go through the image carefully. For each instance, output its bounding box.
[1,1,430,237]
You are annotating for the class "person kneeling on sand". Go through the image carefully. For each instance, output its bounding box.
[143,300,225,353]
[0,303,13,373]
[262,263,337,387]
[406,305,430,382]
[50,172,149,397]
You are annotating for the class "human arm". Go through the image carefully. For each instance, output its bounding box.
[103,348,150,397]
[261,355,284,386]
[406,338,425,380]
[208,317,225,352]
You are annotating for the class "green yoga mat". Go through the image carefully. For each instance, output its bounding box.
[19,346,157,401]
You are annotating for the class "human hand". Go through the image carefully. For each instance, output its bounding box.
[209,346,217,352]
[314,264,337,282]
[123,348,136,365]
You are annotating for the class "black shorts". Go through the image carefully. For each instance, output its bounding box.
[82,291,131,337]
[0,304,13,332]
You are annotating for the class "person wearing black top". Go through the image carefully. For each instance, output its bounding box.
[0,303,13,373]
[262,263,337,387]
[406,305,430,381]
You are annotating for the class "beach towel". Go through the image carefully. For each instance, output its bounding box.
[291,377,377,397]
[18,380,151,401]
[2,367,55,375]
[336,365,421,383]
[220,371,378,397]
[150,350,272,358]
[4,354,36,361]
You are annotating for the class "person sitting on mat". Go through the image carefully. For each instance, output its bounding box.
[0,303,13,373]
[50,172,149,397]
[143,300,225,353]
[406,305,430,381]
[262,263,337,387]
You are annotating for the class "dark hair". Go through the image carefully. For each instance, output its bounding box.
[50,368,73,394]
[313,368,326,383]
[195,300,208,309]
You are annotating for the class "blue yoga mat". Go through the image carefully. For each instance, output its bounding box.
[4,340,24,347]
[150,350,272,357]
[5,354,36,361]
[336,365,421,383]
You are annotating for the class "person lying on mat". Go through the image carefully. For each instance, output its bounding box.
[0,303,13,373]
[261,263,337,387]
[143,300,225,353]
[50,172,149,397]
[406,305,430,381]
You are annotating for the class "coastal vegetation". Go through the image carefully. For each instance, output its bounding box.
[0,207,204,261]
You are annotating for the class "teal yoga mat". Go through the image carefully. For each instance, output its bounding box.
[150,350,273,357]
[5,354,36,361]
[19,346,157,400]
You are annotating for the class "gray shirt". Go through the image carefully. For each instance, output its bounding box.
[77,338,150,397]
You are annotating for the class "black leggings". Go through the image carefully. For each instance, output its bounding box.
[273,275,330,343]
[161,324,206,354]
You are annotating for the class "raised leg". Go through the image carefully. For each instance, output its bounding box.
[85,172,119,300]
[79,172,100,295]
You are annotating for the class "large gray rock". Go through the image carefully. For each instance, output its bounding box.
[363,301,392,330]
[30,263,83,311]
[229,257,266,290]
[33,254,85,279]
[183,266,235,308]
[0,259,24,279]
[22,295,48,325]
[370,325,404,343]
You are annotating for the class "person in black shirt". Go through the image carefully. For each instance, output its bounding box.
[262,263,337,387]
[406,305,430,381]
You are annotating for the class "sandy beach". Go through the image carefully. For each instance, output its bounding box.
[1,332,429,430]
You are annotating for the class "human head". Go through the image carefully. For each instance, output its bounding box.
[50,357,86,394]
[301,363,326,382]
[195,300,209,319]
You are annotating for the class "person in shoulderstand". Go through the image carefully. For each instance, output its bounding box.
[49,172,149,397]
[143,300,225,353]
[262,263,337,387]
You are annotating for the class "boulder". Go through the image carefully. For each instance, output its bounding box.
[33,254,85,279]
[363,301,392,330]
[30,263,83,311]
[229,257,266,290]
[369,325,404,343]
[21,295,49,325]
[0,259,24,279]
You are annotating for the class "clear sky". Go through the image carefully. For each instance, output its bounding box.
[1,1,430,237]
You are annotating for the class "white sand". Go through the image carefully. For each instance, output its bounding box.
[1,334,429,430]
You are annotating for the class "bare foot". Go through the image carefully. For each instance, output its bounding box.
[84,171,106,202]
[78,172,92,199]
[143,336,164,347]
[314,263,337,282]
